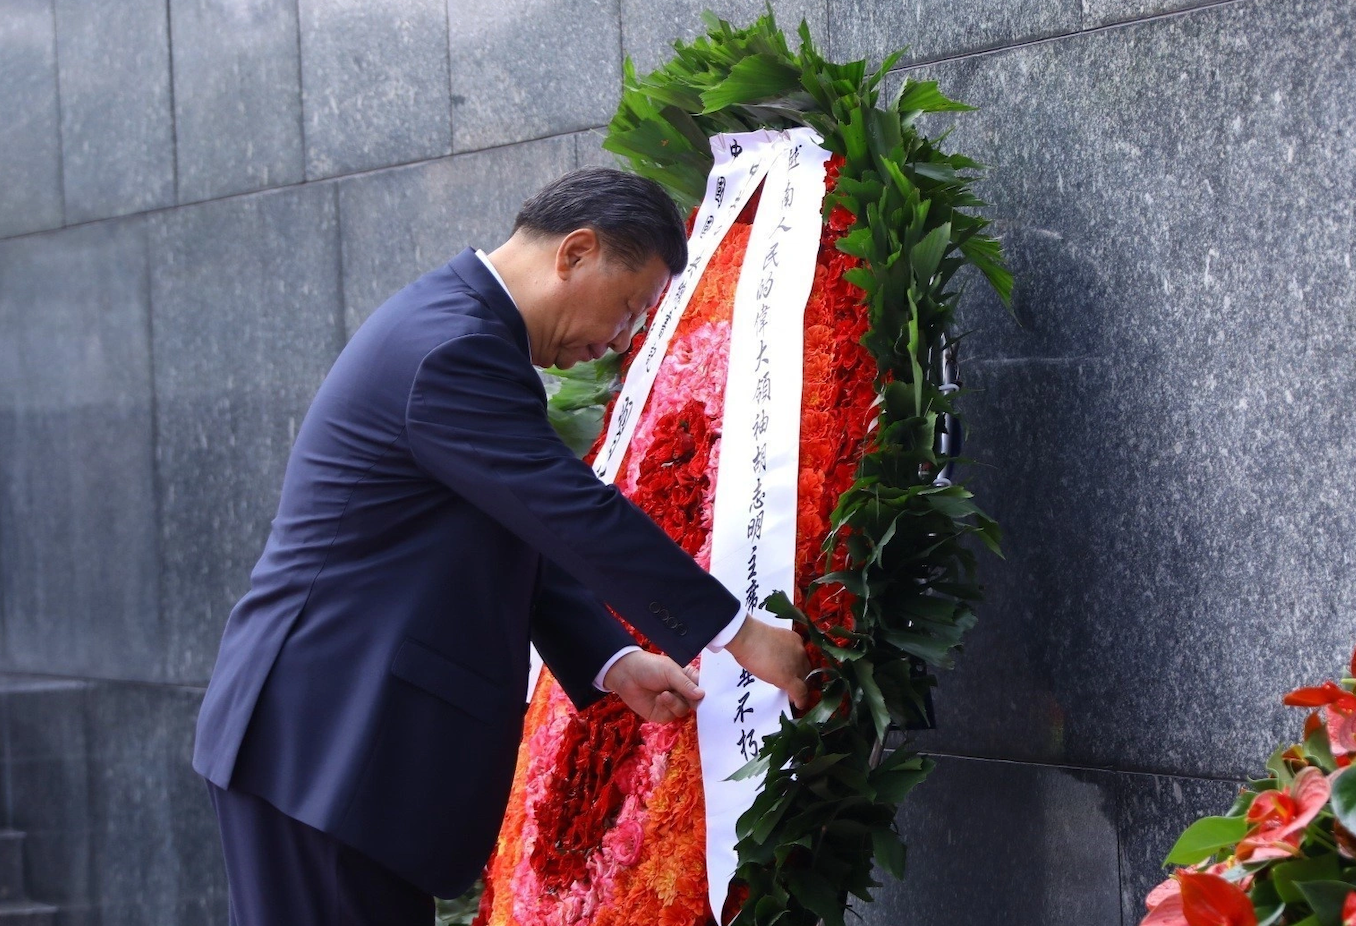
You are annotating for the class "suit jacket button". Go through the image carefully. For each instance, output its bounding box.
[676,627,688,636]
[649,602,662,612]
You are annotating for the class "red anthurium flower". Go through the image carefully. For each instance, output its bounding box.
[1142,866,1254,926]
[1344,890,1356,926]
[1176,870,1257,926]
[1236,766,1331,860]
[1284,681,1356,711]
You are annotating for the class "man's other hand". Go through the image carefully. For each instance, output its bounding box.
[724,616,812,710]
[603,650,705,723]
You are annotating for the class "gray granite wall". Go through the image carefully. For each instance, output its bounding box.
[0,0,1350,922]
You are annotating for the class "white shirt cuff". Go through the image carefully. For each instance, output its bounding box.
[593,645,643,692]
[592,609,746,692]
[704,609,747,652]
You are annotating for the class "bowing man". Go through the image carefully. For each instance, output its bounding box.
[193,167,812,926]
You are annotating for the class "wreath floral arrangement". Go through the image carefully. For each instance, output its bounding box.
[466,12,1010,926]
[1141,645,1356,926]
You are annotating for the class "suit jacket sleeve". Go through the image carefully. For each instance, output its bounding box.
[530,559,636,710]
[405,331,740,666]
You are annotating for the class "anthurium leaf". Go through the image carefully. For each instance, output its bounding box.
[1305,722,1338,770]
[1295,880,1356,926]
[1331,768,1356,834]
[1272,854,1342,904]
[1162,815,1249,866]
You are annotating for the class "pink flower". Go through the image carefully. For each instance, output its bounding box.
[1142,863,1254,926]
[604,818,645,868]
[1236,766,1330,861]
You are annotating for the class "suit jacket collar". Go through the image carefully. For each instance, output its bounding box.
[448,248,532,360]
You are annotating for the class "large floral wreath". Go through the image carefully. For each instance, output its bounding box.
[464,13,1011,926]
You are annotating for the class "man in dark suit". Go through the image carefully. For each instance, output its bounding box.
[193,168,811,925]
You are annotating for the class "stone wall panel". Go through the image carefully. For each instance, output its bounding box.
[0,0,63,236]
[0,221,162,681]
[53,0,175,222]
[170,0,305,202]
[150,185,344,684]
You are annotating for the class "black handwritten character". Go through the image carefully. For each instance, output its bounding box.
[751,443,768,473]
[754,371,772,404]
[747,510,764,541]
[734,691,753,723]
[751,408,769,438]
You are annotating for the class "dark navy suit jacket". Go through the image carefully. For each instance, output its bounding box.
[192,249,739,897]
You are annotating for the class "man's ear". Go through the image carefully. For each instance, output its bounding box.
[555,228,601,278]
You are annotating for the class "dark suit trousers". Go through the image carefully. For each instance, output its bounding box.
[206,780,434,926]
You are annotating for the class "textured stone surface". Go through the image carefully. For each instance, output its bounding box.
[892,0,1356,778]
[0,221,162,681]
[0,0,63,237]
[856,755,1121,926]
[832,0,1080,66]
[339,134,575,336]
[84,684,225,926]
[448,0,621,151]
[298,0,451,179]
[53,0,175,222]
[621,0,826,76]
[1,678,226,924]
[150,185,343,684]
[573,128,619,170]
[1,678,92,913]
[1118,773,1243,924]
[1082,0,1225,29]
[170,0,304,202]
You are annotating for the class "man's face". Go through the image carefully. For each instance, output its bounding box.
[549,245,670,370]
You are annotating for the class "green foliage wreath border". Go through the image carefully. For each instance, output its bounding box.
[595,12,1013,926]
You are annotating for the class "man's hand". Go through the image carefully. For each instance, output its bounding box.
[724,615,812,710]
[603,650,705,723]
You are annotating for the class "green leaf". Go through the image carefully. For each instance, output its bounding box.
[910,222,952,285]
[1273,854,1342,904]
[1296,880,1356,926]
[699,54,801,113]
[783,870,845,926]
[871,828,907,879]
[958,234,1013,306]
[893,79,976,114]
[1331,767,1356,833]
[1254,904,1285,926]
[1162,815,1249,866]
[1305,722,1338,770]
[853,659,890,742]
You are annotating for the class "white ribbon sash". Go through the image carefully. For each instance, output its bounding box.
[591,131,781,484]
[699,127,831,920]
